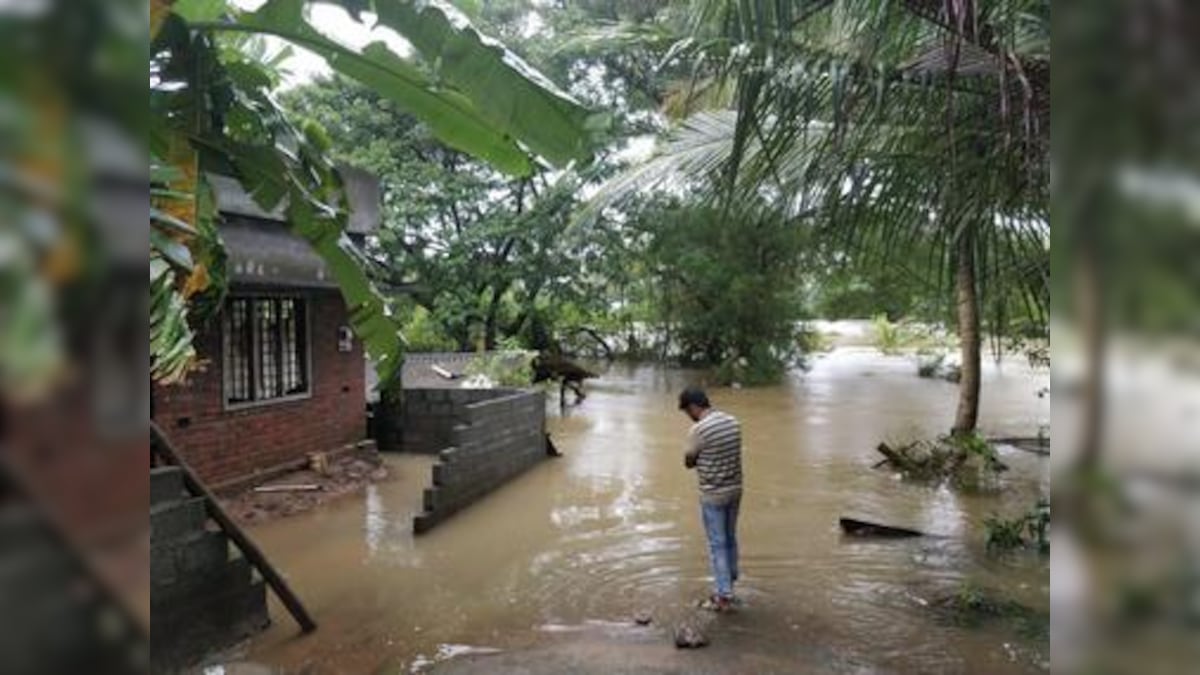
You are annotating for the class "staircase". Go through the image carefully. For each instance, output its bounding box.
[150,466,269,672]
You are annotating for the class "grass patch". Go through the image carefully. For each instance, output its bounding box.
[932,582,1049,640]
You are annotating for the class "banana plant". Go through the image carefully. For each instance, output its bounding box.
[149,0,605,384]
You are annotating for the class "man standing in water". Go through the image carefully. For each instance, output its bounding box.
[679,387,743,612]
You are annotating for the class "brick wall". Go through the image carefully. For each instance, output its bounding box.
[413,389,546,533]
[151,289,366,486]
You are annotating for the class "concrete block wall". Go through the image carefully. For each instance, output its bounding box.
[395,388,512,454]
[150,466,269,672]
[413,389,546,533]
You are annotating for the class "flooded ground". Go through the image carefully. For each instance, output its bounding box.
[227,347,1050,674]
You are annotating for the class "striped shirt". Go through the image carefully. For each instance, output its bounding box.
[687,410,743,503]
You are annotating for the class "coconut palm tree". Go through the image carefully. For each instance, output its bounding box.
[587,0,1049,435]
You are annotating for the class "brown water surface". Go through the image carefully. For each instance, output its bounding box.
[233,347,1050,674]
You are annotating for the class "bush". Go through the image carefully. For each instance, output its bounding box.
[714,348,789,386]
[400,306,456,352]
[871,314,907,354]
[636,203,807,384]
[463,350,535,388]
[985,498,1051,553]
[872,314,959,356]
[933,582,1048,640]
[875,433,1007,491]
[797,324,836,354]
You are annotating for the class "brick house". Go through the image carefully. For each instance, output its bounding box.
[151,169,381,488]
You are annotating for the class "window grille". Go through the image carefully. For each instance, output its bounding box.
[223,296,308,405]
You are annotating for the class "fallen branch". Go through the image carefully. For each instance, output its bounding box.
[875,442,910,467]
[873,437,1006,489]
[253,484,323,493]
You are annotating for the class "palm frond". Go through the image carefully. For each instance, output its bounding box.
[576,110,743,225]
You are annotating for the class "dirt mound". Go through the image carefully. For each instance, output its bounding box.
[222,448,390,525]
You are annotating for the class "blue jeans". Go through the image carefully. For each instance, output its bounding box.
[701,493,741,598]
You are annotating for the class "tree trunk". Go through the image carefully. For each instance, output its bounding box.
[483,287,503,351]
[952,231,982,436]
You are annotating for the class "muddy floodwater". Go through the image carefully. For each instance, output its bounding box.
[228,347,1050,674]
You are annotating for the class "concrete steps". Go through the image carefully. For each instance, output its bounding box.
[151,466,186,506]
[150,529,231,586]
[150,469,270,672]
[151,496,207,543]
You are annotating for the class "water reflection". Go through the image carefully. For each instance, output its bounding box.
[237,349,1050,673]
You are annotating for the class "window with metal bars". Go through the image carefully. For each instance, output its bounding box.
[223,296,309,406]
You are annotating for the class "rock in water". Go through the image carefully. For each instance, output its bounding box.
[633,610,653,626]
[673,623,709,649]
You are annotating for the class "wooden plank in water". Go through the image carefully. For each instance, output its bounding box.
[839,517,925,538]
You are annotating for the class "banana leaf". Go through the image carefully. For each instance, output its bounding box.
[238,0,535,175]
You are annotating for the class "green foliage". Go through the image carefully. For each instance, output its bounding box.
[949,432,1007,490]
[985,498,1051,553]
[812,262,945,324]
[584,0,1050,431]
[148,0,600,386]
[953,431,995,459]
[463,351,536,388]
[149,159,201,383]
[399,305,456,353]
[370,0,607,168]
[283,75,617,356]
[236,0,601,176]
[953,583,1002,617]
[632,202,809,384]
[870,314,908,355]
[714,350,787,387]
[1,227,65,397]
[878,432,1007,491]
[796,325,835,354]
[870,314,953,355]
[936,581,1048,641]
[0,0,149,399]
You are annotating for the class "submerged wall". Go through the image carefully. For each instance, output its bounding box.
[413,389,547,533]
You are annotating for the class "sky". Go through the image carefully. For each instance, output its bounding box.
[232,0,413,88]
[233,0,545,90]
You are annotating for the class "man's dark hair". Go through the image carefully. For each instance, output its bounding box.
[678,386,710,410]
